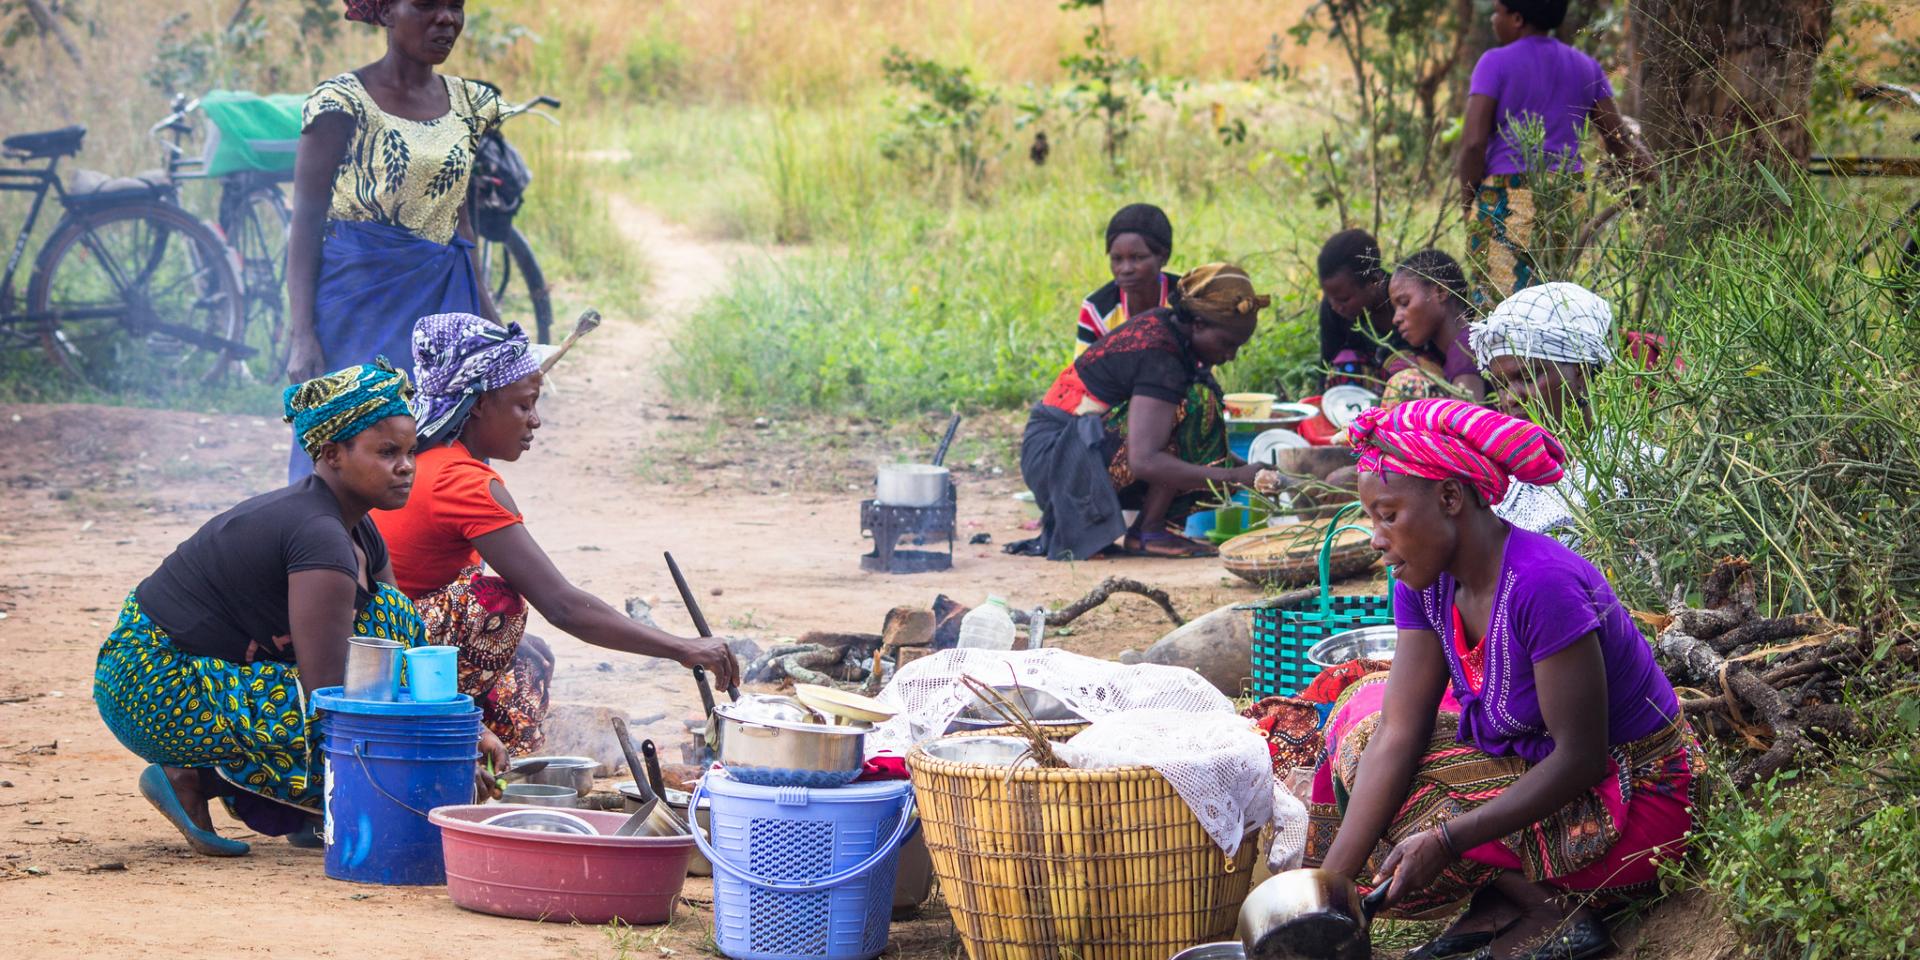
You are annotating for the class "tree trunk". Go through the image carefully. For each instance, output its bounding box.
[1631,0,1836,164]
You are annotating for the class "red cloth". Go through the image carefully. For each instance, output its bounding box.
[372,441,523,598]
[857,754,910,781]
[1299,658,1393,704]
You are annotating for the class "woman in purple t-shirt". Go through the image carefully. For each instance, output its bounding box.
[1457,0,1648,300]
[1307,399,1693,960]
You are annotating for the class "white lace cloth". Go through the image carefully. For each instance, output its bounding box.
[868,648,1234,757]
[872,650,1297,857]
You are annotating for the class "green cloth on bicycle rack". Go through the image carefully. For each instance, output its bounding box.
[200,91,305,177]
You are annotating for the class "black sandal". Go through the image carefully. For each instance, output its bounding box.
[1467,914,1610,960]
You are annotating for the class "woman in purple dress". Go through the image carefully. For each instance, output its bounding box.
[1306,399,1695,960]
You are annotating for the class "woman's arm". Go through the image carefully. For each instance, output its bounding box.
[286,568,360,693]
[1456,94,1496,213]
[286,113,353,383]
[470,483,739,690]
[1319,627,1449,880]
[1452,371,1488,402]
[457,203,501,325]
[1590,96,1654,180]
[1126,396,1263,488]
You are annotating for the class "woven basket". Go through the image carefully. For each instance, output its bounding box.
[908,738,1257,960]
[1220,522,1378,588]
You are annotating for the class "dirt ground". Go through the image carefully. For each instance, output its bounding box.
[0,199,1272,958]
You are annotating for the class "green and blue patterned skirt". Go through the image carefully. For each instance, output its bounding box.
[94,586,423,833]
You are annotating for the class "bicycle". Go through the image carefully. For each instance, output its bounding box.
[151,92,297,383]
[0,125,249,388]
[470,90,559,344]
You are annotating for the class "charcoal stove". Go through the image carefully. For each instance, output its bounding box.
[861,483,956,573]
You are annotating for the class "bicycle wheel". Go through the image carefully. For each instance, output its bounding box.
[220,183,291,382]
[27,201,244,389]
[478,225,553,343]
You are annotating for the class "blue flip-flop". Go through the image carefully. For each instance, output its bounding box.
[137,764,250,857]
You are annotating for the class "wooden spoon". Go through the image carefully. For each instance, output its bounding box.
[538,309,602,374]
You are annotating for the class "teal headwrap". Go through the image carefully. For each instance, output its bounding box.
[282,357,415,458]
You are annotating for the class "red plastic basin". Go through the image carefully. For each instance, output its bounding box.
[430,804,694,925]
[1296,395,1341,446]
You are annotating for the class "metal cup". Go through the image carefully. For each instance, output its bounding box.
[343,637,403,701]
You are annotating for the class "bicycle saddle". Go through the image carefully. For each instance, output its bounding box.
[3,125,86,159]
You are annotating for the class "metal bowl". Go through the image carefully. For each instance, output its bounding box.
[510,755,598,796]
[919,735,1038,767]
[479,808,597,835]
[499,783,583,808]
[1306,625,1398,668]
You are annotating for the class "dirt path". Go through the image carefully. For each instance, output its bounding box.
[0,197,1259,956]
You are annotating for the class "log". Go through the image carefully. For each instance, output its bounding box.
[1043,576,1186,629]
[1710,613,1829,655]
[1658,624,1810,790]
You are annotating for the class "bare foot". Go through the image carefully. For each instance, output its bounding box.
[1485,873,1606,960]
[162,766,218,833]
[1448,886,1522,938]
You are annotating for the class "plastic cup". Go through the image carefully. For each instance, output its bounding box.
[404,645,461,702]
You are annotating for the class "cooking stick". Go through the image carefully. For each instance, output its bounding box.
[538,309,602,373]
[664,551,740,702]
[931,413,962,466]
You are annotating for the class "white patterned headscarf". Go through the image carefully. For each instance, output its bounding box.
[1469,282,1616,368]
[409,312,539,446]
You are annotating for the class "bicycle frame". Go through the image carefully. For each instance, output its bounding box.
[0,152,67,308]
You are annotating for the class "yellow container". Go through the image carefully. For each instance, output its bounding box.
[1223,392,1277,419]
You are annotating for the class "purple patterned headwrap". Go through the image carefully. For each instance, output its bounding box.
[410,313,540,447]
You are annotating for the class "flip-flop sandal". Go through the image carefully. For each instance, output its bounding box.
[1131,530,1219,559]
[138,764,250,857]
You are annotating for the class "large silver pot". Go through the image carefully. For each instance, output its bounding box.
[876,463,950,507]
[712,703,866,787]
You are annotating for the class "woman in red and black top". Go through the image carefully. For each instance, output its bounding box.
[1021,264,1271,560]
[1075,203,1182,355]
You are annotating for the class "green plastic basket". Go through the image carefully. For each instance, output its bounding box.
[1243,502,1396,698]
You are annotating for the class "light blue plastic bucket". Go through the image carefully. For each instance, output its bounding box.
[314,686,479,885]
[402,645,460,702]
[693,772,916,960]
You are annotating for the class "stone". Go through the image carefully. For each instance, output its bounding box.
[1134,602,1252,696]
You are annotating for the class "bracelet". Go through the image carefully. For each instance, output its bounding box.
[1437,821,1460,857]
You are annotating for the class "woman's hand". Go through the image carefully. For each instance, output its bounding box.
[1372,828,1456,906]
[521,634,556,677]
[1224,462,1266,487]
[674,635,740,692]
[476,728,508,800]
[286,327,326,383]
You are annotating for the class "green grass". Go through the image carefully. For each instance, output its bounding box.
[626,92,1349,419]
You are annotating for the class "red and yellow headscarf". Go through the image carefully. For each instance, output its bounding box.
[1348,398,1568,505]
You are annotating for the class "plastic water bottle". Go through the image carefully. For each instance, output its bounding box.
[957,596,1017,651]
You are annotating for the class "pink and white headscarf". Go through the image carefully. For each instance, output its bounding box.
[1348,398,1568,505]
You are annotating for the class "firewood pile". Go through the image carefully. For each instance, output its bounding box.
[1645,558,1917,790]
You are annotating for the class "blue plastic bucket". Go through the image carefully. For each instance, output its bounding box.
[693,772,916,960]
[314,686,480,885]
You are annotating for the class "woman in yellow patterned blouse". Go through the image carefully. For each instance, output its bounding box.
[285,0,504,481]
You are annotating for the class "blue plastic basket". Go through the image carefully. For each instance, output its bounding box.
[1244,502,1396,698]
[693,772,916,960]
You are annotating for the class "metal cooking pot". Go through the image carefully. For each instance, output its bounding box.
[712,703,867,787]
[1171,944,1246,960]
[498,783,582,808]
[876,463,950,507]
[509,755,598,796]
[944,685,1084,733]
[1237,868,1388,960]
